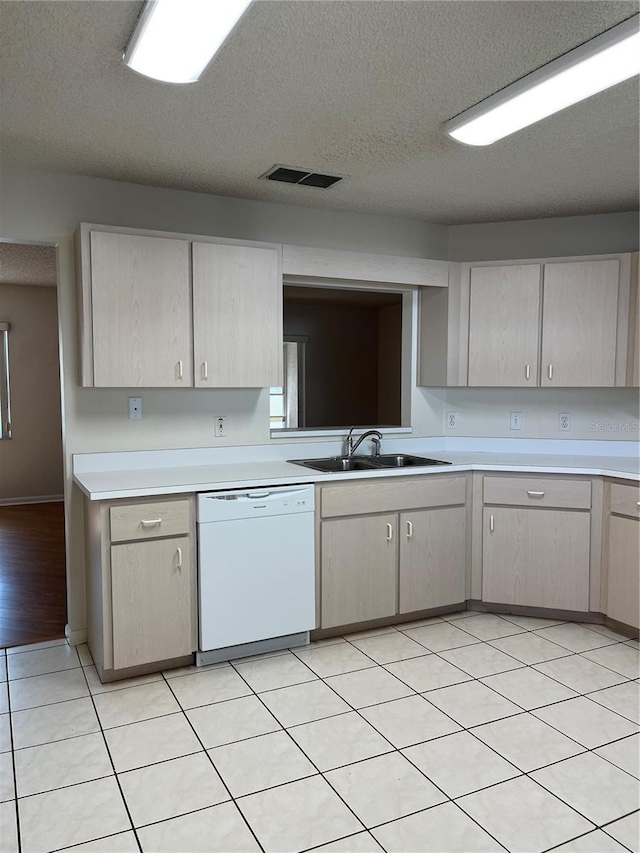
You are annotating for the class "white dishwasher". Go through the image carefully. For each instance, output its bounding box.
[197,485,315,665]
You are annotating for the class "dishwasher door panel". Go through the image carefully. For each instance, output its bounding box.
[198,511,316,651]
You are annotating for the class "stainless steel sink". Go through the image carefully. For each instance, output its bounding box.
[289,456,380,473]
[368,454,452,468]
[289,454,451,472]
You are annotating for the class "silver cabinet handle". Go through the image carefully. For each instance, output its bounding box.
[201,361,208,381]
[636,501,640,507]
[527,490,545,498]
[525,364,530,381]
[140,518,162,527]
[490,514,494,533]
[548,364,553,381]
[176,360,183,380]
[406,520,413,538]
[386,523,393,542]
[176,547,183,570]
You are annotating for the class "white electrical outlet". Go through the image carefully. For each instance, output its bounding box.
[446,411,458,429]
[128,397,142,420]
[214,416,227,438]
[558,412,571,432]
[510,412,523,430]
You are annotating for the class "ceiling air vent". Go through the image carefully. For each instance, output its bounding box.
[261,165,345,189]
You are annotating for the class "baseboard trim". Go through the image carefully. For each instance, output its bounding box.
[0,495,64,506]
[65,625,87,646]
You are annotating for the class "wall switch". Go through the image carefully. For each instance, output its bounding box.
[558,412,571,432]
[510,412,523,430]
[446,411,458,430]
[214,416,227,438]
[128,397,143,420]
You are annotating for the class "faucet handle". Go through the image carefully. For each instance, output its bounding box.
[345,426,356,455]
[372,436,382,457]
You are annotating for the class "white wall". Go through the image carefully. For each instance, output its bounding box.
[0,282,64,501]
[448,211,639,262]
[444,388,639,442]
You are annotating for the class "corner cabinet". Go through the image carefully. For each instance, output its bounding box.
[481,476,592,612]
[84,495,198,680]
[76,224,282,388]
[604,482,640,631]
[318,475,468,631]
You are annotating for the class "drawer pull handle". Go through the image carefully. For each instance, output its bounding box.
[176,360,183,380]
[140,518,162,527]
[490,514,494,533]
[201,361,208,381]
[548,364,553,381]
[525,364,530,381]
[386,523,393,542]
[406,520,413,539]
[527,490,545,498]
[176,547,183,570]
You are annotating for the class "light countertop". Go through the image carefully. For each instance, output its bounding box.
[73,450,640,501]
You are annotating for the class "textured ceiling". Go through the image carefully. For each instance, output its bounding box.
[0,0,638,225]
[0,243,56,286]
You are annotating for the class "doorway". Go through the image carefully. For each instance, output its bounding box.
[0,242,66,648]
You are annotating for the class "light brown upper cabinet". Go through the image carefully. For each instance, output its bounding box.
[192,242,282,388]
[77,224,283,388]
[89,231,192,387]
[467,265,541,387]
[541,260,620,387]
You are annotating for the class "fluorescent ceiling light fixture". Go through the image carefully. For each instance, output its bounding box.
[124,0,252,84]
[445,14,640,145]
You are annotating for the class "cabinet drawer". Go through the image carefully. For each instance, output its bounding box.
[483,477,591,510]
[321,476,466,518]
[110,500,191,543]
[610,482,640,519]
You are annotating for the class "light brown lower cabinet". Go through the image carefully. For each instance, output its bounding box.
[482,507,590,611]
[607,515,640,630]
[321,514,398,629]
[111,536,193,670]
[399,507,466,613]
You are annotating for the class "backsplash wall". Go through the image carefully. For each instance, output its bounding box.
[443,388,639,441]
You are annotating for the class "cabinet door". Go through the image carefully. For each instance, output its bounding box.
[321,514,397,629]
[468,265,541,387]
[482,508,590,611]
[607,515,640,630]
[90,231,192,387]
[399,507,466,613]
[192,242,282,388]
[111,536,192,669]
[541,260,619,387]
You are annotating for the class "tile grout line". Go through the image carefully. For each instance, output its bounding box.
[75,659,144,853]
[231,643,518,852]
[159,670,268,853]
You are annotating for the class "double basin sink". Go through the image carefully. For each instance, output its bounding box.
[289,454,452,473]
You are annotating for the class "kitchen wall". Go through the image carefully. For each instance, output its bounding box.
[448,211,639,261]
[443,388,639,442]
[0,282,64,502]
[0,165,637,639]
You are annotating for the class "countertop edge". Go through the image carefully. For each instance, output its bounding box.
[74,460,640,502]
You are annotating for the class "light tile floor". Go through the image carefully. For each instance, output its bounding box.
[1,614,639,853]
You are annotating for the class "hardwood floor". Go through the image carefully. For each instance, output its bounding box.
[0,502,66,649]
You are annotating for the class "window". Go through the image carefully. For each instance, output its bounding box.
[0,322,11,439]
